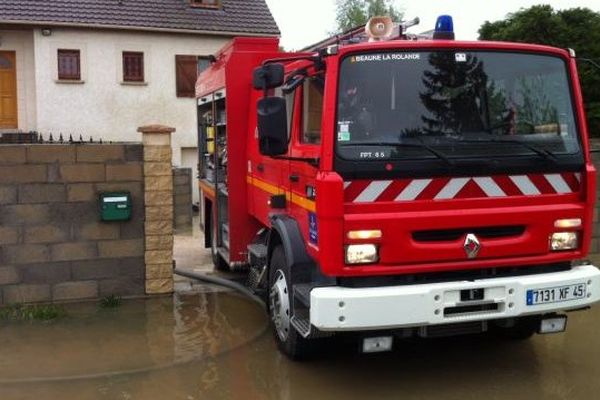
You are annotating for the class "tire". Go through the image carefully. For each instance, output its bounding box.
[210,213,229,272]
[493,317,539,340]
[268,245,317,360]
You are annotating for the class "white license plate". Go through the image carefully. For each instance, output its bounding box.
[526,283,586,306]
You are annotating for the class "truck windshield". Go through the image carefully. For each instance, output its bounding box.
[336,51,581,162]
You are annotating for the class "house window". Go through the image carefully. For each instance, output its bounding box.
[176,55,212,98]
[122,52,145,82]
[190,0,220,9]
[197,58,211,75]
[57,49,81,80]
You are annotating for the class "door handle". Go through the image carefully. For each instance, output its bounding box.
[257,163,264,172]
[289,174,299,182]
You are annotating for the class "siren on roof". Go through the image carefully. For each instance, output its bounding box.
[365,16,394,42]
[433,15,455,40]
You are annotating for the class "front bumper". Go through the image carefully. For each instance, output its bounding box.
[310,265,600,331]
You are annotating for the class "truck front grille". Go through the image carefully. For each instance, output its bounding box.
[412,225,525,242]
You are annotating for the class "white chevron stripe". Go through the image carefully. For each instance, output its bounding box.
[354,180,392,203]
[473,177,506,197]
[435,178,470,200]
[510,175,540,195]
[345,173,570,202]
[545,174,572,193]
[575,173,581,182]
[395,179,432,201]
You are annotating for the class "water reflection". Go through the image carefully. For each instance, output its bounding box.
[1,293,600,400]
[0,291,267,383]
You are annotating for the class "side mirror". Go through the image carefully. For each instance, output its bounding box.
[257,97,288,156]
[253,63,285,90]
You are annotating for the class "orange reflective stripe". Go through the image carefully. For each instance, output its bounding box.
[247,175,316,212]
[199,180,216,197]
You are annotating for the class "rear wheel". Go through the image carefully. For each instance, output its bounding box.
[210,213,229,271]
[268,245,317,360]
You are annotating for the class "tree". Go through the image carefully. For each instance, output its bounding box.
[418,53,508,135]
[479,5,600,136]
[335,0,403,32]
[367,0,402,22]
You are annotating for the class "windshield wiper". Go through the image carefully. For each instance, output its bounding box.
[339,139,455,166]
[452,138,557,162]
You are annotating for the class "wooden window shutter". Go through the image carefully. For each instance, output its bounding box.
[123,52,144,82]
[176,55,198,98]
[57,49,81,80]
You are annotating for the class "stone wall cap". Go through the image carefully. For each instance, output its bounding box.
[137,125,176,134]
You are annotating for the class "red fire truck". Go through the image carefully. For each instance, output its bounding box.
[196,15,600,359]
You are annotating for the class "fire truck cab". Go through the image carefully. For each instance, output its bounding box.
[196,16,600,359]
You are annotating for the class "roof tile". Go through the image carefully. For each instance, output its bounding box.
[0,0,280,35]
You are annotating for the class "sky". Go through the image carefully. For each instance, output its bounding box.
[264,0,600,51]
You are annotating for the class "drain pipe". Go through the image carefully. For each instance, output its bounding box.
[173,268,265,309]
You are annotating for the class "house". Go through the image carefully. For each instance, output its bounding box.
[0,0,279,204]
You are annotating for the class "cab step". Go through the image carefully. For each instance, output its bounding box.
[291,285,333,339]
[293,284,312,308]
[291,314,311,337]
[247,243,268,267]
[291,310,334,339]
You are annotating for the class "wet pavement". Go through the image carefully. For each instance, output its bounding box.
[1,220,600,399]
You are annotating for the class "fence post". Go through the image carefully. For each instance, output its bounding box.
[138,124,175,295]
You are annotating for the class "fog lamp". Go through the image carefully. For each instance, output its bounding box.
[347,230,382,240]
[550,232,579,251]
[539,316,568,334]
[345,244,378,264]
[362,336,393,353]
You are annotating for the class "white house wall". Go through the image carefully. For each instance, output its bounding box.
[32,28,230,166]
[0,29,37,131]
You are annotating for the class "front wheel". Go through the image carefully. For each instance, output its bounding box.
[268,245,318,360]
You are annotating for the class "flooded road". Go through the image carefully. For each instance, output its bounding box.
[1,289,599,400]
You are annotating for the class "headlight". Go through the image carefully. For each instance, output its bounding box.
[345,244,378,264]
[550,232,579,251]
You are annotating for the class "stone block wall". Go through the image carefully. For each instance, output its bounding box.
[173,168,193,231]
[140,125,175,295]
[0,144,145,304]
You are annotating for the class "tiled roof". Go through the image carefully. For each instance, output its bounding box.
[0,0,280,36]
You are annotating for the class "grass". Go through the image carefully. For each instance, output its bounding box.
[99,294,123,309]
[0,304,66,322]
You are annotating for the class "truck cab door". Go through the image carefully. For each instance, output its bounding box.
[248,88,295,225]
[288,76,324,249]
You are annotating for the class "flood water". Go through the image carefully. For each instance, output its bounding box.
[2,289,600,400]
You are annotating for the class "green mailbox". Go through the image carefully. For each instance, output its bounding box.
[100,192,132,221]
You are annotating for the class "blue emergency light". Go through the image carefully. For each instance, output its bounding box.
[433,15,455,40]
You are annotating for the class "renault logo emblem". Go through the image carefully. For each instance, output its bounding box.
[464,234,481,259]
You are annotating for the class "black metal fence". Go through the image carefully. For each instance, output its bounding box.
[0,131,110,145]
